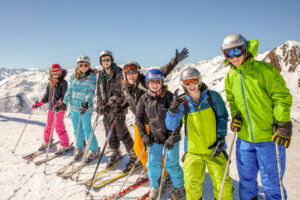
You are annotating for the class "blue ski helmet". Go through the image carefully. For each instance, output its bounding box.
[145,68,164,87]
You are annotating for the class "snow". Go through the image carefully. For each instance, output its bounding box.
[0,40,300,200]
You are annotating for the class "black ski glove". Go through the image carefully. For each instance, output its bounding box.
[230,113,242,132]
[54,103,67,112]
[79,102,89,115]
[141,134,153,147]
[208,136,225,157]
[169,93,185,114]
[272,122,292,148]
[175,48,189,63]
[165,133,181,149]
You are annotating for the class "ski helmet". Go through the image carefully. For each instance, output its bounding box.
[145,68,164,87]
[77,55,91,65]
[99,50,114,65]
[221,34,247,51]
[180,67,202,88]
[49,64,62,72]
[123,61,141,79]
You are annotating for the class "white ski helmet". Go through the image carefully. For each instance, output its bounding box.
[77,55,91,65]
[180,67,202,88]
[221,34,247,51]
[99,50,114,65]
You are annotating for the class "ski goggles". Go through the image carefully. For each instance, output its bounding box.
[224,47,244,58]
[123,64,138,72]
[101,58,111,63]
[182,77,200,87]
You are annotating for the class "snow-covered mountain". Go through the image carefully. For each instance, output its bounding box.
[1,40,299,114]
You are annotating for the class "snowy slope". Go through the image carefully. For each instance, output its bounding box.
[0,41,300,200]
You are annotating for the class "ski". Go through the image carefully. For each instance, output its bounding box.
[22,141,59,161]
[34,144,74,166]
[56,159,78,175]
[83,156,123,186]
[92,165,143,189]
[100,178,149,200]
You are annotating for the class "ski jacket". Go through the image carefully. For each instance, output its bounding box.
[41,69,68,110]
[122,58,179,116]
[136,87,173,144]
[97,63,126,116]
[224,39,292,143]
[165,85,228,155]
[63,69,97,113]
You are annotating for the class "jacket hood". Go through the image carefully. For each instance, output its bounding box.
[59,69,67,80]
[224,39,259,66]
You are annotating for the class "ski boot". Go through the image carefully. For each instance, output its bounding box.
[136,169,148,184]
[74,147,84,160]
[147,187,159,200]
[167,186,185,200]
[85,147,100,163]
[106,149,122,168]
[55,145,70,155]
[122,149,142,173]
[162,174,173,192]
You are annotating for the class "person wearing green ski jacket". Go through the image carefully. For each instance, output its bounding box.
[222,34,292,200]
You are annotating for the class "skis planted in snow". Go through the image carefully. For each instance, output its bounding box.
[100,178,149,200]
[34,145,74,166]
[92,165,143,189]
[22,141,59,161]
[83,156,123,186]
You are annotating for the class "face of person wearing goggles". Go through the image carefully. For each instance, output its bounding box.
[101,55,111,69]
[224,47,246,67]
[148,80,162,92]
[182,77,201,93]
[78,62,89,73]
[124,65,139,85]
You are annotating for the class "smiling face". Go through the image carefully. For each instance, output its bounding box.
[228,54,246,67]
[126,71,139,85]
[148,80,162,92]
[101,55,112,69]
[78,62,89,73]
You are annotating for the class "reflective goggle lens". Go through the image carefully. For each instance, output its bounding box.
[182,78,200,87]
[124,64,138,72]
[225,47,244,58]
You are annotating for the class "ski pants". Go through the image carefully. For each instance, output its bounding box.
[236,138,287,200]
[183,152,233,200]
[70,111,98,151]
[146,142,184,189]
[44,110,69,147]
[133,124,149,171]
[103,114,133,153]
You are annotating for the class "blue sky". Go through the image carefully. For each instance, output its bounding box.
[0,0,299,69]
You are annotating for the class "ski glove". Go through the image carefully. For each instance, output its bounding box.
[272,121,292,148]
[208,136,225,157]
[96,104,106,115]
[54,103,67,112]
[32,100,44,109]
[165,133,181,149]
[169,93,185,114]
[175,48,189,63]
[230,113,242,132]
[79,102,89,115]
[141,134,153,147]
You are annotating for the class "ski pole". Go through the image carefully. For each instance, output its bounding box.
[12,110,33,153]
[71,113,82,172]
[84,117,117,200]
[44,111,57,174]
[218,131,237,200]
[158,147,168,200]
[113,147,146,200]
[275,143,285,199]
[76,114,100,182]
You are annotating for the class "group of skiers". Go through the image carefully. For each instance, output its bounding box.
[31,33,293,200]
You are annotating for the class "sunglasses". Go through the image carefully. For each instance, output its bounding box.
[51,72,61,76]
[224,47,244,58]
[101,58,111,63]
[124,64,138,72]
[79,63,89,68]
[182,77,200,87]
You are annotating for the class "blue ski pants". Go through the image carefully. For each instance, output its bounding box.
[146,142,184,189]
[236,138,287,200]
[70,111,98,151]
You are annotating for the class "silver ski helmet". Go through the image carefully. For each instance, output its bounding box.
[99,50,114,66]
[77,55,91,65]
[222,34,247,51]
[180,67,202,88]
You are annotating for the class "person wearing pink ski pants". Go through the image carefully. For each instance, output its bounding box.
[44,110,69,147]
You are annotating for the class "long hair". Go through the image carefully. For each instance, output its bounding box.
[49,72,62,88]
[75,68,98,80]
